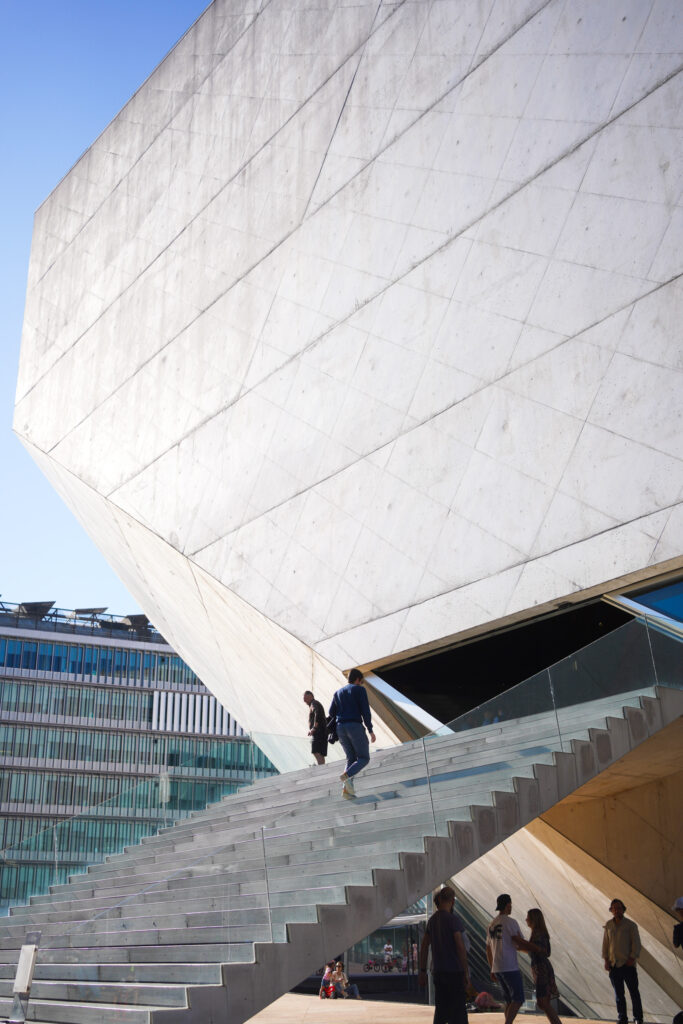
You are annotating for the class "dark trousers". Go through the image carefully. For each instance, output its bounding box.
[609,964,643,1024]
[433,970,468,1024]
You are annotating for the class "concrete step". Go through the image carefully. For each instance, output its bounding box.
[44,798,431,897]
[120,738,563,860]
[29,865,268,904]
[11,881,351,924]
[0,900,322,942]
[0,962,221,984]
[7,883,351,930]
[0,922,271,951]
[0,978,190,1007]
[0,943,248,965]
[54,841,266,890]
[27,843,407,914]
[12,856,404,933]
[0,996,159,1024]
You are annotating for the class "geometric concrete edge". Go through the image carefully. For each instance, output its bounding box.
[15,0,683,713]
[18,437,401,769]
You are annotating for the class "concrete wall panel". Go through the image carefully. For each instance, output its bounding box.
[542,770,683,914]
[15,0,683,736]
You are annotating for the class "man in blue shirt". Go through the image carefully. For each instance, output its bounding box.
[328,669,376,797]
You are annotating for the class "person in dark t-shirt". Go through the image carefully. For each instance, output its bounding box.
[303,690,327,765]
[419,886,470,1024]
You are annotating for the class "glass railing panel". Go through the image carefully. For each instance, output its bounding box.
[424,670,557,835]
[222,829,271,961]
[0,775,174,916]
[262,738,436,906]
[248,731,344,777]
[1,802,271,982]
[0,752,251,915]
[549,618,657,747]
[433,669,556,735]
[644,614,683,689]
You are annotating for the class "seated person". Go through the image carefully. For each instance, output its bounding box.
[475,990,502,1010]
[331,962,361,999]
[319,961,336,998]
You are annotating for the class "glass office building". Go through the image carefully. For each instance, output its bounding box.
[0,600,277,912]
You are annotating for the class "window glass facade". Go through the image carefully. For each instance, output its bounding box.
[0,612,277,913]
[628,578,683,624]
[0,637,201,689]
[0,722,273,773]
[0,681,153,723]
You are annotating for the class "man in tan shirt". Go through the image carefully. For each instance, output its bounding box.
[602,898,643,1024]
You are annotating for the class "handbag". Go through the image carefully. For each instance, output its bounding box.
[326,714,338,745]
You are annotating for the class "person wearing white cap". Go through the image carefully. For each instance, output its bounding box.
[487,894,524,1024]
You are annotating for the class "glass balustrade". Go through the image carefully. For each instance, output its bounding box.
[0,614,679,980]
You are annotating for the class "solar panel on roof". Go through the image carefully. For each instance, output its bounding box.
[17,601,55,618]
[125,614,150,629]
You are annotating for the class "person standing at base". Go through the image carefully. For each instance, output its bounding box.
[512,908,561,1024]
[419,885,470,1024]
[486,894,524,1024]
[602,898,643,1024]
[672,896,683,949]
[328,668,375,798]
[302,690,327,765]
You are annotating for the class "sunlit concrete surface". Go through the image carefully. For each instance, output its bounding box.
[15,0,683,754]
[247,992,606,1024]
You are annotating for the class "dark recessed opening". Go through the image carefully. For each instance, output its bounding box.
[379,599,632,725]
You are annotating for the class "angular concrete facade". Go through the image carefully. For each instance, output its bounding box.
[15,0,683,750]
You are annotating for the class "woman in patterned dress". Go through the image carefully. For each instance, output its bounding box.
[513,908,561,1024]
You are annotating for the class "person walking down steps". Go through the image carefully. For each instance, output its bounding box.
[328,669,376,798]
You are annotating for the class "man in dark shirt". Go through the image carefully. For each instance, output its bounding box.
[328,669,376,797]
[303,690,327,765]
[419,885,470,1024]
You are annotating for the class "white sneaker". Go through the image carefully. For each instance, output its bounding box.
[342,776,355,796]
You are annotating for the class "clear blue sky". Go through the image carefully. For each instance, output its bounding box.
[0,0,208,616]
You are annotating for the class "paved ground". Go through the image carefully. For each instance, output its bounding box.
[247,992,605,1023]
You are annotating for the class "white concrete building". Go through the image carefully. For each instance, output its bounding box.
[15,0,683,766]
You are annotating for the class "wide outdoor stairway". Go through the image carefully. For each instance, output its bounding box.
[1,616,681,1024]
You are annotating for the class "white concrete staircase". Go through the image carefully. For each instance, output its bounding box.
[0,681,681,1024]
